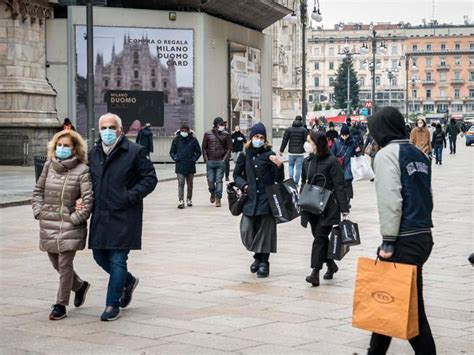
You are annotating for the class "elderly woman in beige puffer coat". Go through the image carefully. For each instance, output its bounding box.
[32,130,94,320]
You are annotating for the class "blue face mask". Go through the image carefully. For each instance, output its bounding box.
[100,128,118,146]
[56,146,72,160]
[252,138,264,148]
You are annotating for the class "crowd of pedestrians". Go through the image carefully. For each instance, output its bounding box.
[33,106,466,354]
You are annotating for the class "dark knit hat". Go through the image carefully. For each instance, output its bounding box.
[213,117,224,127]
[329,121,335,128]
[295,115,303,121]
[249,122,267,139]
[180,122,190,131]
[340,124,350,135]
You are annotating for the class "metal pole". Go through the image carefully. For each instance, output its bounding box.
[405,55,410,123]
[388,73,392,106]
[86,0,95,149]
[412,82,415,115]
[301,0,307,121]
[371,29,376,114]
[346,55,351,115]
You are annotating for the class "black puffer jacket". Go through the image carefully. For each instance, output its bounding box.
[280,120,308,154]
[300,152,349,227]
[233,146,284,216]
[169,131,201,175]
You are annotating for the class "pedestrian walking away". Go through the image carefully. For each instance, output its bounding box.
[445,118,459,154]
[432,123,447,165]
[234,122,284,278]
[86,113,158,321]
[301,131,350,287]
[326,121,339,150]
[32,130,94,321]
[224,121,231,181]
[135,123,154,158]
[231,125,247,165]
[202,117,232,207]
[279,115,308,185]
[331,124,360,205]
[410,118,432,160]
[169,123,202,209]
[368,107,436,355]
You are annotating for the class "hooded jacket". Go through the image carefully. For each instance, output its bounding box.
[280,119,308,154]
[32,157,94,253]
[368,107,433,243]
[409,119,431,154]
[445,121,459,138]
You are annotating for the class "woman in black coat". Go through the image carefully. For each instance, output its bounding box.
[233,122,284,278]
[169,123,201,208]
[301,131,350,286]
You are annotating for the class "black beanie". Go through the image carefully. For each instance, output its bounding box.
[213,117,224,127]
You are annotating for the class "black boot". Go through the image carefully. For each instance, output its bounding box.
[256,262,269,278]
[305,269,320,286]
[324,261,339,280]
[250,259,260,273]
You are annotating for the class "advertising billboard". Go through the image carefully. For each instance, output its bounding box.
[75,26,194,136]
[229,42,261,134]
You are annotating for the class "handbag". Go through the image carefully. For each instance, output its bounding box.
[350,156,375,182]
[327,226,350,260]
[340,219,361,246]
[227,182,247,216]
[266,178,300,224]
[352,257,418,340]
[297,161,333,215]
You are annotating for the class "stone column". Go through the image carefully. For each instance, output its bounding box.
[0,0,58,165]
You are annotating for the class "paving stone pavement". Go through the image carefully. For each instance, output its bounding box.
[0,143,473,354]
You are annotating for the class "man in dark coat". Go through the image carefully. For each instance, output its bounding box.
[136,123,154,157]
[231,125,247,165]
[279,115,308,185]
[445,118,459,154]
[169,123,201,209]
[87,113,158,321]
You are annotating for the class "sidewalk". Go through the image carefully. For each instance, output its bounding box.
[0,143,472,354]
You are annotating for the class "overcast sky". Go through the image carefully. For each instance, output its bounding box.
[307,0,474,28]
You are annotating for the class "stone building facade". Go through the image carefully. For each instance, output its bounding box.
[0,0,58,165]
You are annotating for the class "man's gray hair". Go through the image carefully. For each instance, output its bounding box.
[98,113,123,128]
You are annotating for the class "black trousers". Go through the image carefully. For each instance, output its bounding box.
[309,215,333,270]
[254,253,269,262]
[225,159,230,179]
[368,233,436,355]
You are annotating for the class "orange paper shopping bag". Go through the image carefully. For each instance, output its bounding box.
[352,257,419,340]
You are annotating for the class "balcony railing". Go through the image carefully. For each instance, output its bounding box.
[450,79,465,85]
[422,79,436,85]
[436,64,450,71]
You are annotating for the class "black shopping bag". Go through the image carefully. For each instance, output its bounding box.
[340,219,361,246]
[327,226,350,260]
[227,183,248,216]
[266,178,300,224]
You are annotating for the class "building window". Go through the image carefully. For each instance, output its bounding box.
[440,72,447,82]
[426,72,432,81]
[329,62,334,70]
[423,104,434,112]
[314,62,320,70]
[314,47,320,55]
[375,76,381,86]
[440,88,446,97]
[454,88,460,99]
[467,104,474,112]
[116,67,121,75]
[314,77,320,86]
[426,44,432,51]
[412,44,418,52]
[452,103,462,112]
[470,89,474,98]
[470,71,474,81]
[164,94,169,104]
[163,80,168,89]
[116,80,121,87]
[470,57,474,65]
[470,43,474,50]
[440,43,446,51]
[329,47,335,56]
[454,71,461,80]
[391,77,397,86]
[134,71,139,79]
[391,45,398,54]
[455,57,462,65]
[437,104,447,113]
[151,68,155,77]
[440,58,447,66]
[329,77,335,86]
[391,59,398,68]
[151,81,156,88]
[455,43,461,50]
[104,79,108,87]
[413,89,417,98]
[133,51,139,64]
[359,77,365,86]
[425,57,432,66]
[426,89,431,98]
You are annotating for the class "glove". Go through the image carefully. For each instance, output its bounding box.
[377,241,395,259]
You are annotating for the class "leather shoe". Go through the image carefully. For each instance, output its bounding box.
[250,259,259,273]
[323,262,339,280]
[305,269,320,286]
[256,262,269,278]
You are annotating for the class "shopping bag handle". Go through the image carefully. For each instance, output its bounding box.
[374,254,397,268]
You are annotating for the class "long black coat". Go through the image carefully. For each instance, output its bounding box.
[136,127,154,155]
[233,146,284,216]
[88,137,158,250]
[169,132,201,175]
[300,152,349,227]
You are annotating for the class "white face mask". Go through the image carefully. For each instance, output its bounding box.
[218,126,225,132]
[304,141,315,154]
[180,131,189,138]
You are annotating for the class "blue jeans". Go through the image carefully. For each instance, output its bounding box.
[93,249,135,307]
[288,154,304,184]
[434,144,443,163]
[206,160,225,198]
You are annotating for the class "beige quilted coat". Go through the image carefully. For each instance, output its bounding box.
[32,157,94,253]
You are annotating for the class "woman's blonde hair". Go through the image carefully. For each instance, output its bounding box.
[47,130,88,164]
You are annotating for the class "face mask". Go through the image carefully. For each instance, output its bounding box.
[252,138,264,148]
[417,123,424,128]
[55,146,72,160]
[218,126,225,132]
[180,131,189,138]
[304,142,315,154]
[100,128,118,146]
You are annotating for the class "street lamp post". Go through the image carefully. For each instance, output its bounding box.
[403,55,418,122]
[86,0,95,149]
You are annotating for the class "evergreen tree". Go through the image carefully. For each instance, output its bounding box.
[333,58,360,112]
